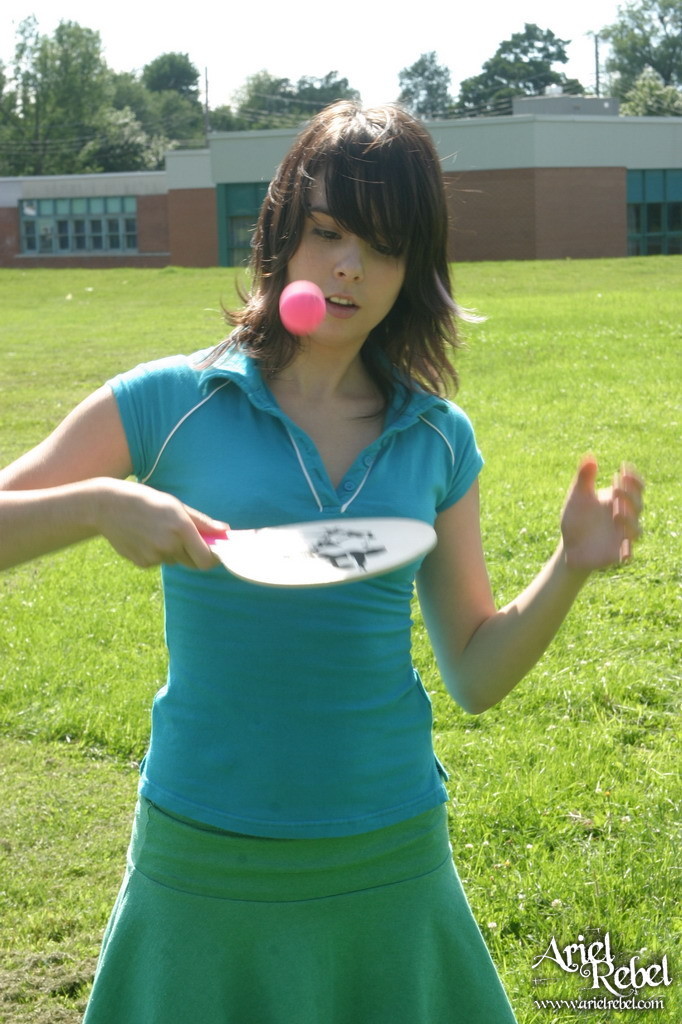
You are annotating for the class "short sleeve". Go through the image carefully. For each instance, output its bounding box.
[108,355,201,483]
[424,401,484,514]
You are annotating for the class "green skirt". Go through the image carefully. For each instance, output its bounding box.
[83,798,517,1023]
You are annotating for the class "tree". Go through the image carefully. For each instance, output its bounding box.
[0,17,111,175]
[110,69,205,147]
[294,72,360,110]
[602,0,682,98]
[208,104,248,132]
[110,70,157,125]
[148,90,205,144]
[140,53,204,144]
[455,23,585,117]
[235,70,298,127]
[142,52,200,101]
[620,67,682,113]
[0,21,203,175]
[78,107,170,171]
[397,52,453,120]
[234,70,359,128]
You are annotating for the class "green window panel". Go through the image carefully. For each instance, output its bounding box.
[217,182,269,266]
[627,170,682,256]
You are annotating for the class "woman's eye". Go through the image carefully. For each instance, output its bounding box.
[313,228,340,241]
[373,243,395,257]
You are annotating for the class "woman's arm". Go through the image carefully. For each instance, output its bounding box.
[416,457,643,714]
[0,386,228,571]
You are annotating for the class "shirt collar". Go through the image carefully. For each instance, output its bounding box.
[197,346,449,427]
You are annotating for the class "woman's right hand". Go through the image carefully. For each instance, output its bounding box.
[93,478,229,570]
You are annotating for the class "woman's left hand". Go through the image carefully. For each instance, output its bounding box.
[560,455,644,570]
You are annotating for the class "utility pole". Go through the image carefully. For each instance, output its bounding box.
[587,32,602,97]
[204,66,210,139]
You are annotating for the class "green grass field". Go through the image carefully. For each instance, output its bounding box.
[0,260,680,1023]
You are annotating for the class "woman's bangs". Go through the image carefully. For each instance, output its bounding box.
[321,149,413,257]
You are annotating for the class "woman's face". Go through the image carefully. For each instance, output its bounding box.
[285,178,406,351]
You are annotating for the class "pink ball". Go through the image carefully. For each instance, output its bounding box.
[279,280,326,335]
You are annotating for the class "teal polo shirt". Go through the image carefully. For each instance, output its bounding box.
[109,349,483,838]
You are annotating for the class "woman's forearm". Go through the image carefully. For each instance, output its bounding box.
[441,544,591,714]
[0,481,105,570]
[0,477,229,572]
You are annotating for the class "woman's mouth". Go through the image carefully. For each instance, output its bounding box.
[326,295,358,319]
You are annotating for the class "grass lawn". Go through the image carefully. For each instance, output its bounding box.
[0,259,680,1022]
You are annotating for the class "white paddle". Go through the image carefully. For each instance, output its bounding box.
[203,517,437,588]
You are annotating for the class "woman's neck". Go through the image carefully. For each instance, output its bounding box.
[269,346,378,406]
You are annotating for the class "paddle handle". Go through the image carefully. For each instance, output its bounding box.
[201,530,230,545]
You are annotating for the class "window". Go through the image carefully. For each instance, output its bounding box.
[107,218,121,249]
[627,171,682,256]
[19,196,138,255]
[57,220,70,251]
[228,215,256,268]
[217,183,269,266]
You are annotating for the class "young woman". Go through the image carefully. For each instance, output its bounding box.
[0,102,642,1023]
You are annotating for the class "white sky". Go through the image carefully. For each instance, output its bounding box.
[1,1,625,108]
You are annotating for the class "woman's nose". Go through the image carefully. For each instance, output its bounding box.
[334,238,364,281]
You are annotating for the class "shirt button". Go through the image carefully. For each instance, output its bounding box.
[363,455,373,467]
[343,481,355,491]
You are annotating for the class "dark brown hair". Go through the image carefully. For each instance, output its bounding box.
[208,101,464,401]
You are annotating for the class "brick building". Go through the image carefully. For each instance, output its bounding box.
[1,100,680,268]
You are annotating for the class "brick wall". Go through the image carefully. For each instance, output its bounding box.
[445,167,627,262]
[167,188,218,267]
[0,208,20,265]
[446,169,537,262]
[534,167,626,259]
[6,254,171,268]
[137,193,170,255]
